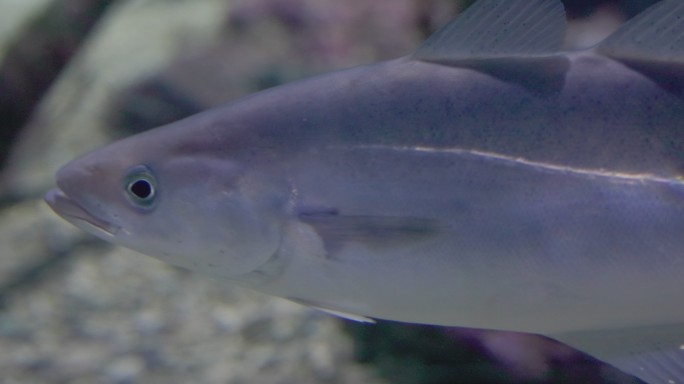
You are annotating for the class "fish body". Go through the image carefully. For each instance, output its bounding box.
[182,52,684,334]
[45,0,684,382]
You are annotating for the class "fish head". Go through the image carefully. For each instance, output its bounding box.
[44,127,290,278]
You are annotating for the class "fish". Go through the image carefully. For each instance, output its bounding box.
[44,0,684,382]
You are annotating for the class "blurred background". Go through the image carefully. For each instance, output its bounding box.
[0,0,659,383]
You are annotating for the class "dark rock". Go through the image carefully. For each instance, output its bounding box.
[0,0,119,168]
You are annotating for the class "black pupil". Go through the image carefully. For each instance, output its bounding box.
[130,179,152,199]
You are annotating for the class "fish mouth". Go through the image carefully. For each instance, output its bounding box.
[44,188,120,237]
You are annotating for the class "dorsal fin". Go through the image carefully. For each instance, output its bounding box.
[412,0,566,62]
[598,0,684,62]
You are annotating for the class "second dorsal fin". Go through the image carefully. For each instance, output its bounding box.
[412,0,566,63]
[597,0,684,63]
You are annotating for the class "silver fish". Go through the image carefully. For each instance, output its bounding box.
[45,0,684,382]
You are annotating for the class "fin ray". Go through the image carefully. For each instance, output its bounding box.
[413,0,566,62]
[598,0,684,62]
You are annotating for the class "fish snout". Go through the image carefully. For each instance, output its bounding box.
[44,186,120,238]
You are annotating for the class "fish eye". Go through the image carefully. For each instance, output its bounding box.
[123,166,157,209]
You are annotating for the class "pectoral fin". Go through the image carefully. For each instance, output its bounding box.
[288,298,376,323]
[297,208,445,255]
